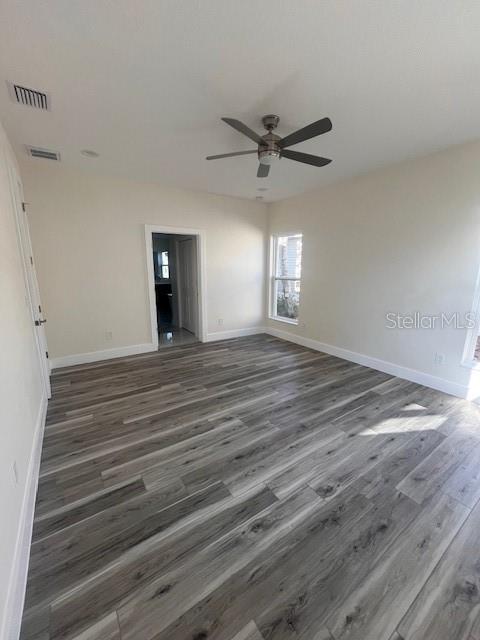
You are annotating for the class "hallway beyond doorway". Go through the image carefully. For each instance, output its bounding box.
[150,230,200,349]
[158,326,198,348]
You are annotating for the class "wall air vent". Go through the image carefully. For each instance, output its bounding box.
[26,146,60,161]
[7,82,50,110]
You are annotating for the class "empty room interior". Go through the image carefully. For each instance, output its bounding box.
[3,2,480,639]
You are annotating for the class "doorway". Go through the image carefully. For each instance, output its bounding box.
[9,166,51,397]
[146,225,206,349]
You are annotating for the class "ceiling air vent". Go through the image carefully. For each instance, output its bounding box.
[26,146,60,161]
[7,82,50,110]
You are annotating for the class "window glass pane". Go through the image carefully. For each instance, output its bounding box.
[275,279,300,320]
[275,235,302,278]
[161,251,169,266]
[162,265,170,279]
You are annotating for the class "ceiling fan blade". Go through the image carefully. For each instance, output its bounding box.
[206,150,257,160]
[257,163,270,178]
[222,118,264,145]
[279,117,332,148]
[281,149,332,167]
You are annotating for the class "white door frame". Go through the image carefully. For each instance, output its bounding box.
[144,224,207,348]
[8,165,51,398]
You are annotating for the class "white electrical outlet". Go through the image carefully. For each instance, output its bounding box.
[12,461,19,485]
[217,318,224,326]
[434,352,445,365]
[105,330,113,341]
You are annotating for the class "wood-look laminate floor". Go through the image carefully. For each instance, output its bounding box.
[20,335,480,640]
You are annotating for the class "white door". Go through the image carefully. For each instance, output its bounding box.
[178,238,197,334]
[9,168,51,398]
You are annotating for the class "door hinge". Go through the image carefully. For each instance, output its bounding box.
[30,256,34,266]
[46,351,49,359]
[22,202,26,212]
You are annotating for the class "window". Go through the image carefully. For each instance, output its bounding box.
[271,234,302,323]
[161,251,169,279]
[154,249,170,280]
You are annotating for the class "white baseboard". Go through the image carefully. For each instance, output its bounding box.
[266,326,468,399]
[206,327,266,342]
[49,328,467,397]
[50,342,156,369]
[1,395,47,640]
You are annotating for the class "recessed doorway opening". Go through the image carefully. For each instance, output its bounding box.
[145,225,207,349]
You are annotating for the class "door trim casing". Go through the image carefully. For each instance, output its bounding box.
[144,224,207,348]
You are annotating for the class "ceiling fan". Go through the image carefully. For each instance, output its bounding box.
[206,114,332,178]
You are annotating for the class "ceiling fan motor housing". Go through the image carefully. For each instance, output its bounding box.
[262,114,280,131]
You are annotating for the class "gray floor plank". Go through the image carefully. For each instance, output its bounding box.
[229,620,264,640]
[49,486,277,640]
[397,497,480,640]
[117,486,322,640]
[325,494,469,640]
[396,430,480,504]
[69,613,120,640]
[441,441,480,508]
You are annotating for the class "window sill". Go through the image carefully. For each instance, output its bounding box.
[269,316,298,326]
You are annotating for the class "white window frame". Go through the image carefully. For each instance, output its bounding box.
[269,233,303,325]
[461,261,480,370]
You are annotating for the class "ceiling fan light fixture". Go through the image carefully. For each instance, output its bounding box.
[258,148,280,165]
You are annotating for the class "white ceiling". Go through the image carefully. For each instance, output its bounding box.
[1,1,480,202]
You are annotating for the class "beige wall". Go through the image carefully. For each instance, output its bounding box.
[19,139,480,394]
[20,162,267,359]
[0,123,45,636]
[268,140,480,393]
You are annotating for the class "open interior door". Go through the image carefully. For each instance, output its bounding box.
[178,237,198,335]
